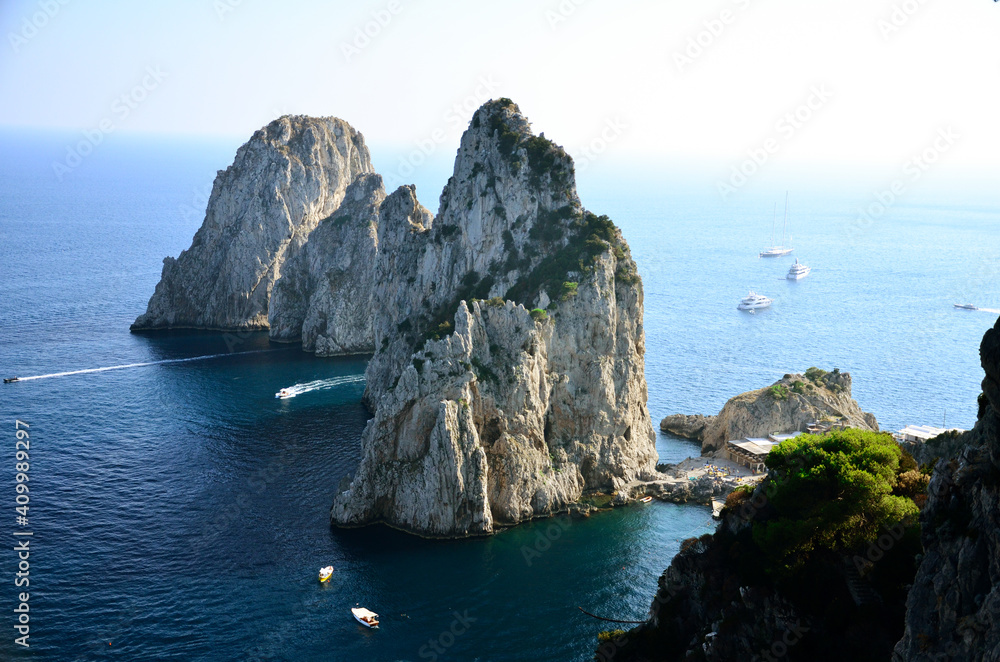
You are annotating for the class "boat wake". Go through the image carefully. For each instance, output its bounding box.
[275,375,366,399]
[11,349,286,382]
[977,308,1000,315]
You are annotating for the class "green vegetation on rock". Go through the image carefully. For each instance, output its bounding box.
[753,429,920,575]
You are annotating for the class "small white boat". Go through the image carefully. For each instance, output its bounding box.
[275,388,295,399]
[738,291,772,311]
[639,496,653,503]
[954,304,978,311]
[352,607,379,629]
[318,566,334,583]
[786,259,811,280]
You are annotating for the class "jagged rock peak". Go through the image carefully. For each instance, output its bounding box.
[331,100,657,537]
[131,114,373,331]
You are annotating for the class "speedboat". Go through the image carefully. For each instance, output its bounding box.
[352,607,379,629]
[738,291,772,311]
[954,304,977,310]
[3,377,19,383]
[786,259,811,280]
[318,566,334,583]
[275,388,294,399]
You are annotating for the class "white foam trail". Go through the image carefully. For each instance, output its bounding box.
[14,349,285,382]
[977,308,1000,315]
[275,375,366,399]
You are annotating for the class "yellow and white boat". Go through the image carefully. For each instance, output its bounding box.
[318,566,334,583]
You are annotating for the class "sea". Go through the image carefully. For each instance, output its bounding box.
[1,129,997,661]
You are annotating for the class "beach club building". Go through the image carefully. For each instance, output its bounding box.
[725,432,802,473]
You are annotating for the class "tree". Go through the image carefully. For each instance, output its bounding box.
[752,429,919,574]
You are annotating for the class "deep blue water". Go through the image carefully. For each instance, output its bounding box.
[0,132,996,661]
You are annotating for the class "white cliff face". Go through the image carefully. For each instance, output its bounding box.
[131,115,373,331]
[331,100,658,537]
[268,174,384,355]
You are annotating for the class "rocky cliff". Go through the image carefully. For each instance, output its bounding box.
[132,115,373,331]
[663,369,879,453]
[602,429,921,662]
[330,99,658,537]
[894,316,1000,661]
[267,173,384,355]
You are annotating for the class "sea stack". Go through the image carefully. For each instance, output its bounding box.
[131,115,373,331]
[330,99,659,537]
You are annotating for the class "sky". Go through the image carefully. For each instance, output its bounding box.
[1,0,998,192]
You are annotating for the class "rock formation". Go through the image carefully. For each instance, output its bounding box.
[131,115,373,331]
[330,99,658,537]
[268,173,384,355]
[130,99,658,538]
[894,315,1000,661]
[664,369,879,453]
[659,414,714,440]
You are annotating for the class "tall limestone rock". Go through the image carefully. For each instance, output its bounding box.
[331,99,658,537]
[894,315,1000,661]
[131,115,373,331]
[268,173,384,355]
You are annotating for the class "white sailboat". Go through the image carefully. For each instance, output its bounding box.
[759,193,793,258]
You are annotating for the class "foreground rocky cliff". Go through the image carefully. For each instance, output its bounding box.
[132,115,373,331]
[894,316,1000,661]
[330,99,658,536]
[661,369,879,453]
[602,428,923,662]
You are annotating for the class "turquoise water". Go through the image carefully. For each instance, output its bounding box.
[1,133,996,660]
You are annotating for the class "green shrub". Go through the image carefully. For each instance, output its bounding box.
[768,384,789,401]
[529,308,548,322]
[598,630,626,644]
[755,429,919,575]
[804,367,828,383]
[559,281,578,301]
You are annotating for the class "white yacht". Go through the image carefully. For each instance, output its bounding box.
[737,291,772,311]
[275,388,295,399]
[786,259,811,280]
[759,193,793,258]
